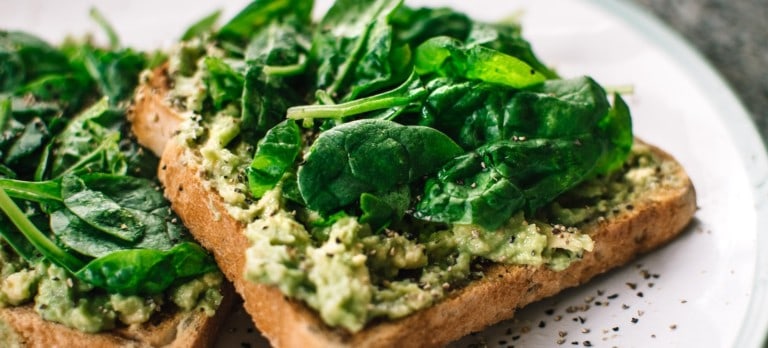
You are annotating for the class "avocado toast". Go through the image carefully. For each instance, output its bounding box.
[129,0,696,346]
[0,25,231,347]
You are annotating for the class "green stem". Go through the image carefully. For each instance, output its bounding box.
[0,98,10,131]
[0,178,62,204]
[0,189,85,271]
[89,7,120,49]
[263,54,307,77]
[288,72,425,120]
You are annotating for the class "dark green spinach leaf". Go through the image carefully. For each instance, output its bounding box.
[311,0,404,101]
[415,136,602,229]
[297,119,462,215]
[61,174,143,243]
[75,242,217,295]
[247,120,302,198]
[217,0,314,45]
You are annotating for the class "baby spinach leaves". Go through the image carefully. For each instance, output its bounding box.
[297,119,462,215]
[415,137,603,229]
[0,26,217,296]
[217,0,314,45]
[312,0,406,101]
[0,172,212,294]
[414,78,633,229]
[175,0,634,233]
[247,120,302,198]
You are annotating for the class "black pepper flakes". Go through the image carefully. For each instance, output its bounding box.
[612,327,620,332]
[607,293,619,300]
[545,308,556,315]
[583,341,593,347]
[631,317,639,324]
[637,292,644,298]
[538,320,546,328]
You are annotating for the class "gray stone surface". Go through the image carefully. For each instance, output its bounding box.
[632,0,768,144]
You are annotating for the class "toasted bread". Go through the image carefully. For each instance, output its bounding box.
[129,66,696,348]
[0,280,233,348]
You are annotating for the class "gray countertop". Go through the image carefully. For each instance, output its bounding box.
[631,0,768,144]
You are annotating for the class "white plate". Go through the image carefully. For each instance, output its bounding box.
[2,1,767,347]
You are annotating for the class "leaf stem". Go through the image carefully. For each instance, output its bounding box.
[263,54,307,77]
[0,178,62,204]
[0,189,85,271]
[288,72,425,120]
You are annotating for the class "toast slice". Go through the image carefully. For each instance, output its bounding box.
[0,284,233,348]
[0,67,234,348]
[130,67,697,347]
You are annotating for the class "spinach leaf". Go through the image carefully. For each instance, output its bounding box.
[420,76,612,150]
[594,93,632,174]
[0,31,71,93]
[359,186,409,231]
[204,57,245,110]
[61,174,144,243]
[244,20,307,71]
[46,98,127,179]
[247,120,302,198]
[75,242,217,295]
[16,75,92,114]
[466,22,558,79]
[389,6,471,46]
[297,119,462,215]
[500,77,610,138]
[420,78,507,149]
[0,177,61,204]
[82,47,146,105]
[414,36,546,89]
[3,117,49,174]
[181,10,222,41]
[217,0,314,45]
[46,173,178,257]
[311,0,404,101]
[415,136,602,229]
[415,152,525,229]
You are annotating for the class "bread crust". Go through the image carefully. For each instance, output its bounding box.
[0,278,234,348]
[132,67,697,348]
